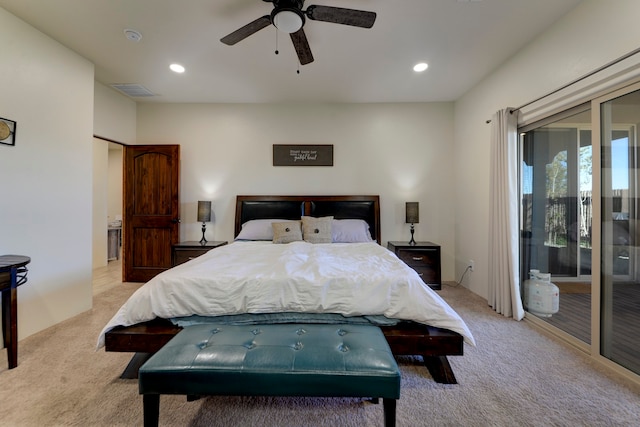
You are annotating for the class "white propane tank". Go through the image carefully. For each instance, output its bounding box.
[526,272,559,317]
[523,269,540,309]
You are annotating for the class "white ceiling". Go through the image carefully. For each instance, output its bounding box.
[0,0,583,103]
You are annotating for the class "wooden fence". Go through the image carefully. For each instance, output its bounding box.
[522,190,630,247]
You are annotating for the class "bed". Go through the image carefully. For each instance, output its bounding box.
[102,195,474,384]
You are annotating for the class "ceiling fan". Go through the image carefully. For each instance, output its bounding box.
[220,0,377,65]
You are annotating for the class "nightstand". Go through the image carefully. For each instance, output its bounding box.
[387,241,441,290]
[171,241,227,266]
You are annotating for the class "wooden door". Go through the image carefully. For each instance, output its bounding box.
[123,145,180,282]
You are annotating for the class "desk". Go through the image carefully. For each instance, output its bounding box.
[0,255,30,369]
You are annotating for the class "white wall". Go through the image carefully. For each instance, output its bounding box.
[454,0,640,299]
[0,8,94,342]
[136,102,460,280]
[94,82,136,145]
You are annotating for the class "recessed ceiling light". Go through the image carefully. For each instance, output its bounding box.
[170,63,185,73]
[413,62,428,72]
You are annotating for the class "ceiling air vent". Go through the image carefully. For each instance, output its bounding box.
[110,84,155,98]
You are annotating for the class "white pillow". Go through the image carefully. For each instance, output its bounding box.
[332,219,373,243]
[236,219,289,241]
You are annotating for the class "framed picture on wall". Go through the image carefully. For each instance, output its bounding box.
[273,144,333,166]
[0,117,17,146]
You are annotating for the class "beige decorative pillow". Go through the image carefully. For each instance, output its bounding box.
[301,216,333,243]
[272,221,302,244]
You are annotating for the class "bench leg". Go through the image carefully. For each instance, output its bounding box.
[383,398,396,427]
[143,394,160,427]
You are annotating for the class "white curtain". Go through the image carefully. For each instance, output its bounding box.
[488,108,524,320]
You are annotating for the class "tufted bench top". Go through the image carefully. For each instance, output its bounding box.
[138,323,401,426]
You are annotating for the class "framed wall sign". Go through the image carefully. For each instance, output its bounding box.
[0,117,16,146]
[273,144,333,166]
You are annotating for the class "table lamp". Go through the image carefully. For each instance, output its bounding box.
[197,201,212,244]
[405,202,419,246]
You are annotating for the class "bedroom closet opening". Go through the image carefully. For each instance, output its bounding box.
[92,137,124,294]
[519,83,640,378]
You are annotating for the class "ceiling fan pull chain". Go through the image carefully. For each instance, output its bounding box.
[275,28,279,55]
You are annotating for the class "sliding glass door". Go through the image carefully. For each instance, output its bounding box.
[519,83,640,377]
[520,106,592,343]
[599,87,640,374]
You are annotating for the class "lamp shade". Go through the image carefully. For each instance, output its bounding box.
[272,9,304,33]
[405,202,419,224]
[197,201,212,223]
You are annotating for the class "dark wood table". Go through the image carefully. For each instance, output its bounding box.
[387,241,442,290]
[171,241,228,267]
[0,255,30,369]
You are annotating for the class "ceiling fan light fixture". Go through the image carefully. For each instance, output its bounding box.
[272,9,304,33]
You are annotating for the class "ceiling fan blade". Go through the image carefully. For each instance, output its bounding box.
[220,15,271,45]
[290,28,314,65]
[305,5,376,28]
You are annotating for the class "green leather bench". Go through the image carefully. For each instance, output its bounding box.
[138,323,401,426]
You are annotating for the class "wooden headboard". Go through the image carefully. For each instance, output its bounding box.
[235,195,381,243]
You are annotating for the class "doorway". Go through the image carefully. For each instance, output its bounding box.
[92,137,124,292]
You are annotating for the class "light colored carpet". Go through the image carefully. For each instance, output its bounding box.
[1,281,639,426]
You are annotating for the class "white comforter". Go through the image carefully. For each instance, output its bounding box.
[97,241,475,348]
